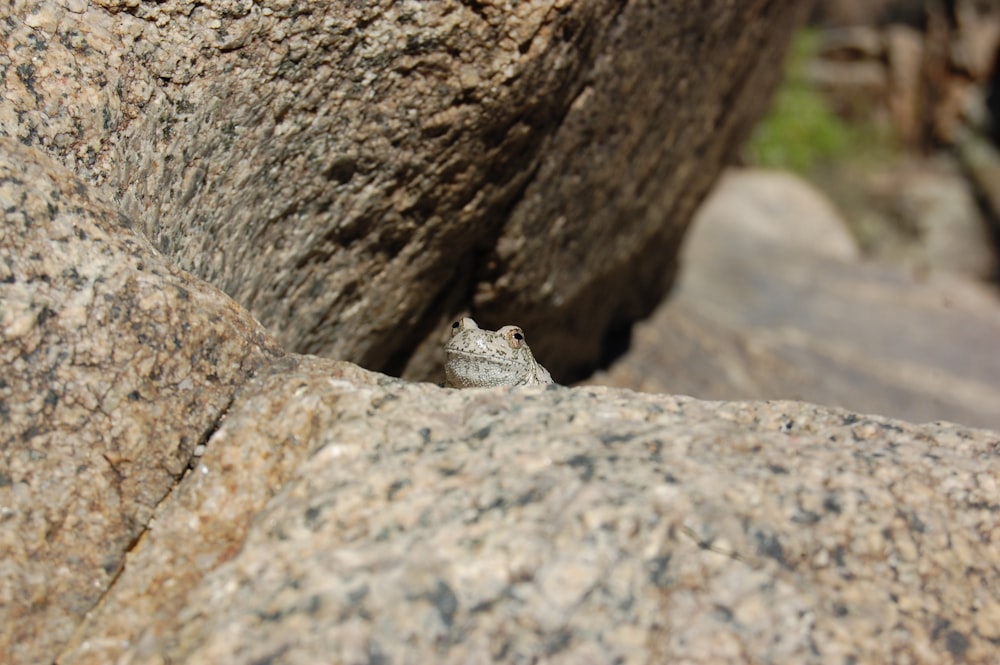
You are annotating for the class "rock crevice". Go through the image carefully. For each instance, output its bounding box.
[4,0,810,381]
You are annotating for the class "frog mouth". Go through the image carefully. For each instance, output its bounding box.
[446,349,522,366]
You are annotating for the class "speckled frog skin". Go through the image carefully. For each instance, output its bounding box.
[444,317,554,388]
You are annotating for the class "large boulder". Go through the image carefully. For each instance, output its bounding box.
[59,357,1000,664]
[2,132,998,665]
[2,0,810,381]
[12,3,993,665]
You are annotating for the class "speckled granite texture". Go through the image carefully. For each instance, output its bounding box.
[61,358,1000,664]
[4,3,998,664]
[2,0,810,381]
[0,138,282,664]
[3,141,999,662]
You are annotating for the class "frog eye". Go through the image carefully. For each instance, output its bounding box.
[505,327,525,349]
[451,317,479,336]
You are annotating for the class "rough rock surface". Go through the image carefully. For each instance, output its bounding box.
[3,145,999,664]
[0,138,283,664]
[59,358,1000,664]
[8,3,998,664]
[591,169,1000,430]
[2,0,810,382]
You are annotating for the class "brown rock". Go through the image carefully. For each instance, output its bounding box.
[57,357,385,665]
[816,25,885,60]
[804,60,888,119]
[886,25,924,146]
[953,1,1000,82]
[464,5,812,382]
[592,168,1000,430]
[58,360,1000,664]
[812,1,1000,149]
[811,0,925,28]
[13,3,996,664]
[2,0,811,383]
[3,141,997,665]
[0,138,282,665]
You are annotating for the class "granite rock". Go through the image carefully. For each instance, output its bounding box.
[7,4,997,664]
[0,137,282,664]
[59,358,1000,664]
[1,0,811,382]
[3,144,998,664]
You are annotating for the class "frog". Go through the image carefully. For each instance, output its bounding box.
[444,317,554,388]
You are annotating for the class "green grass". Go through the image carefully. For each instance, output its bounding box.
[745,30,895,174]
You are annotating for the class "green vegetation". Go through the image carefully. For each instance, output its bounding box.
[745,30,894,174]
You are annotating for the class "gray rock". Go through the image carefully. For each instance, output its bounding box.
[0,138,282,665]
[2,0,811,381]
[59,358,1000,664]
[870,158,998,279]
[593,168,1000,430]
[681,169,860,262]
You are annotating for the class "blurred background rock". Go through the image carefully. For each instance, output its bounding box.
[789,0,1000,275]
[591,0,1000,430]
